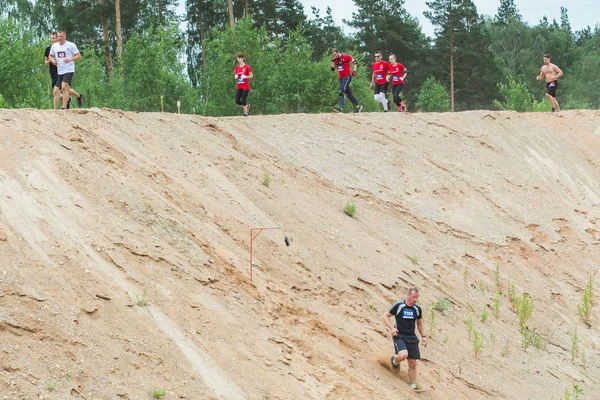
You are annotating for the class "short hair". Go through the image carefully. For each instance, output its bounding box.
[236,53,245,61]
[331,48,339,53]
[57,30,65,35]
[389,53,396,59]
[407,287,419,295]
[374,51,382,56]
[543,54,551,59]
[51,31,57,36]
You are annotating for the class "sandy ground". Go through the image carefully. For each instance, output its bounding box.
[0,108,599,400]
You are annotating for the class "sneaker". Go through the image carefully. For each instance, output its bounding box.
[551,108,556,113]
[399,102,405,112]
[77,93,84,107]
[243,114,248,117]
[402,105,407,112]
[333,107,343,113]
[66,97,71,109]
[384,109,389,113]
[391,356,399,369]
[410,383,417,390]
[353,105,362,113]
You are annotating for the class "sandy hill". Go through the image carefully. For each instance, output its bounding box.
[0,108,599,400]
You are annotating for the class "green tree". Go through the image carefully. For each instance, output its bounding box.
[425,0,501,110]
[416,77,450,112]
[494,0,521,25]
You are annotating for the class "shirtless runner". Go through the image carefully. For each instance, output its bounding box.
[536,54,563,112]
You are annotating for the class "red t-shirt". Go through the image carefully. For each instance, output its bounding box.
[389,63,406,85]
[333,55,353,79]
[372,61,390,85]
[235,64,252,90]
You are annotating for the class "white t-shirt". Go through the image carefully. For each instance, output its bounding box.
[49,41,79,75]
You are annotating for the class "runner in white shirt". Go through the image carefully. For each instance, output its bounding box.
[49,30,84,110]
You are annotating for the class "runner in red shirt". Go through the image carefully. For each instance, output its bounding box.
[331,48,362,113]
[388,54,408,112]
[234,53,253,116]
[369,51,391,112]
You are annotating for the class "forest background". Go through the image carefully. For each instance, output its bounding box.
[0,0,598,115]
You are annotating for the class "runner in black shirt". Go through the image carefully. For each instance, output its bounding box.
[384,286,428,391]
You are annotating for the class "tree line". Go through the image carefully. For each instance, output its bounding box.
[0,0,599,114]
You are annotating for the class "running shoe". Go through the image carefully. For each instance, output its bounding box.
[391,356,399,369]
[334,107,343,113]
[77,93,84,107]
[353,105,363,113]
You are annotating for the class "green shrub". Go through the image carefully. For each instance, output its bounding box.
[415,77,450,112]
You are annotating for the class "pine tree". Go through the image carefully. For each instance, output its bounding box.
[495,0,521,25]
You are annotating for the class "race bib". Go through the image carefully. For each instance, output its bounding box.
[402,309,415,319]
[337,65,343,71]
[238,77,244,83]
[376,73,383,79]
[393,76,399,81]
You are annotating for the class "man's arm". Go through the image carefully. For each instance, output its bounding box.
[383,311,398,335]
[536,67,545,81]
[416,319,428,347]
[64,52,81,64]
[370,70,375,88]
[553,64,564,79]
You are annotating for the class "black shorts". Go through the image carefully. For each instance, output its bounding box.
[546,80,558,97]
[374,82,389,95]
[50,74,58,88]
[393,335,420,360]
[56,73,74,87]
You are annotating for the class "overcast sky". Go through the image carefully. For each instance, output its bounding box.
[302,0,599,36]
[176,1,598,37]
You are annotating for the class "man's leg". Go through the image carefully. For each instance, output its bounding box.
[61,83,70,109]
[407,359,417,384]
[53,86,61,110]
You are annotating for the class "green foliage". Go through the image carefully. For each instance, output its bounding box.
[122,24,196,113]
[464,309,474,340]
[493,290,501,319]
[434,297,452,312]
[428,302,437,339]
[561,383,583,400]
[136,288,150,307]
[480,306,489,323]
[409,256,419,265]
[577,271,594,325]
[570,325,580,362]
[262,171,271,187]
[415,77,450,112]
[473,329,483,357]
[513,292,534,332]
[343,201,356,217]
[153,388,166,398]
[493,76,542,112]
[368,304,378,312]
[0,17,49,108]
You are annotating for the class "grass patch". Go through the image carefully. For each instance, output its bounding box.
[262,171,271,187]
[368,304,378,312]
[136,288,150,307]
[409,255,419,265]
[473,329,483,357]
[577,271,593,325]
[47,382,56,392]
[492,290,501,319]
[153,388,166,399]
[570,325,580,362]
[428,303,437,339]
[434,297,452,312]
[480,306,489,323]
[343,201,356,217]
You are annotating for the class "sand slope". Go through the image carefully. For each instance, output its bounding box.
[0,108,599,399]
